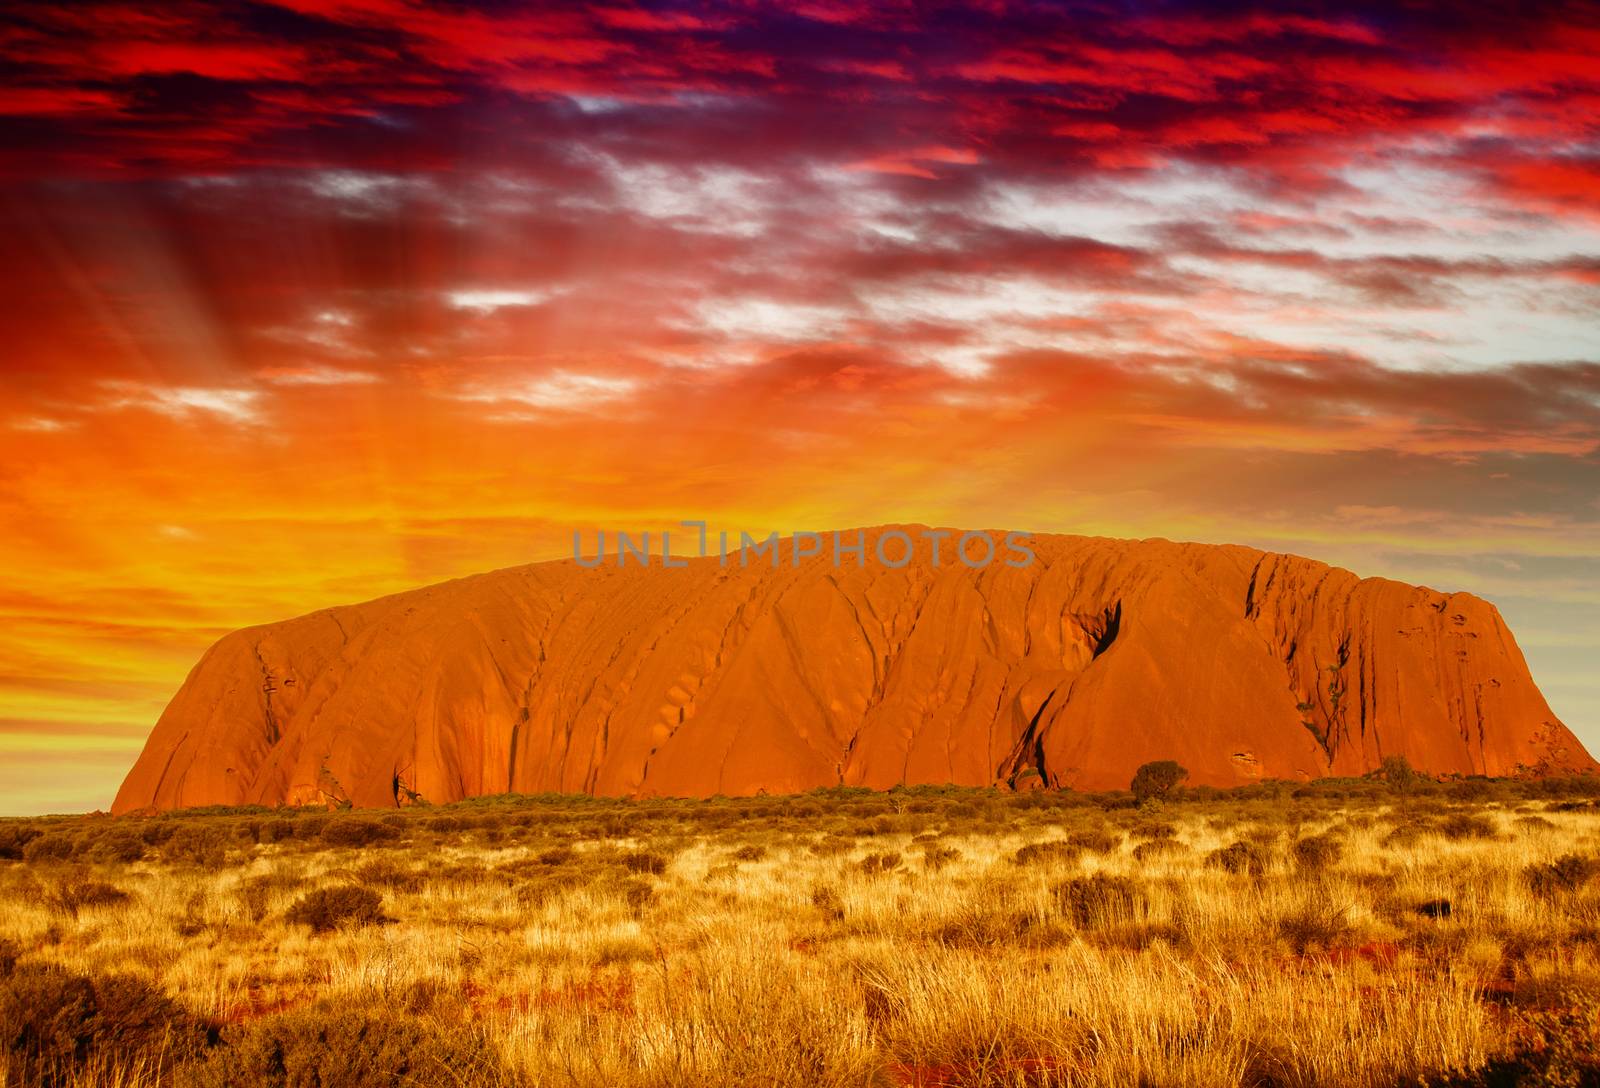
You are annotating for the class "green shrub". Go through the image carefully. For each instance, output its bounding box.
[0,964,208,1087]
[176,1004,512,1088]
[285,886,391,933]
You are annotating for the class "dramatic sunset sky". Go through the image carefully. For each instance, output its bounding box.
[2,1,1598,813]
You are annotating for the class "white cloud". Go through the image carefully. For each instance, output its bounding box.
[456,371,639,413]
[98,381,264,424]
[257,365,381,386]
[689,297,849,344]
[584,154,774,237]
[304,170,428,212]
[10,416,73,432]
[445,288,555,314]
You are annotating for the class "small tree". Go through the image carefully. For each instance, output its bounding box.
[1130,760,1188,803]
[1380,754,1417,792]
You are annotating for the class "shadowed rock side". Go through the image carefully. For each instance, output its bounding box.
[113,528,1596,812]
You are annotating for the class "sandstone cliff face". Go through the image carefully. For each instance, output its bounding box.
[113,529,1595,812]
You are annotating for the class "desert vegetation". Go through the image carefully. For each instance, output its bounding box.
[2,772,1599,1087]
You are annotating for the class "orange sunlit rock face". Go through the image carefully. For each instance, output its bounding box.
[113,528,1594,812]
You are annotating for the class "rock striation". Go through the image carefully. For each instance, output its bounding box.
[113,528,1596,812]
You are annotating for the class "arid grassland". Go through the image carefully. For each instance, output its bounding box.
[2,776,1599,1088]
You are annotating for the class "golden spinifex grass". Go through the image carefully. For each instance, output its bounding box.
[1,780,1598,1087]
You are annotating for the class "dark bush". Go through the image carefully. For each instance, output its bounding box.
[1206,841,1268,876]
[1447,778,1495,802]
[811,882,845,921]
[1380,754,1419,792]
[1439,813,1497,841]
[236,877,276,925]
[1130,761,1188,803]
[0,964,208,1088]
[0,937,18,976]
[88,830,146,864]
[0,825,44,860]
[1467,1005,1600,1088]
[1067,828,1122,854]
[176,1004,511,1088]
[44,871,130,918]
[1012,841,1082,867]
[1277,900,1353,954]
[622,850,668,875]
[285,886,391,933]
[617,877,655,912]
[1053,873,1145,928]
[320,820,402,848]
[354,859,424,892]
[857,851,902,875]
[1132,840,1187,864]
[808,834,856,857]
[732,844,767,861]
[536,847,575,866]
[922,845,960,871]
[1131,822,1177,842]
[1525,854,1600,898]
[139,822,176,846]
[1380,821,1432,849]
[162,825,230,867]
[20,834,77,864]
[1292,834,1343,871]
